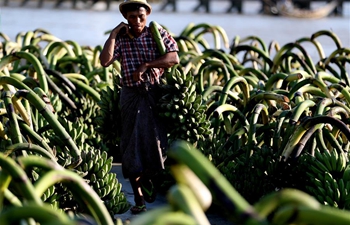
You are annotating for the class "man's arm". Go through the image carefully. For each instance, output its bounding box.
[99,22,130,67]
[133,51,179,82]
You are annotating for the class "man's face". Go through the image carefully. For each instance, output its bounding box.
[126,7,149,36]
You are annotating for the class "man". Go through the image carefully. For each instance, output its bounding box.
[99,0,179,214]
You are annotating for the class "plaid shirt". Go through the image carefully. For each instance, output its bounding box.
[113,26,178,87]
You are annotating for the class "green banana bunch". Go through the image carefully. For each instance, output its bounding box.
[158,68,212,144]
[95,75,122,151]
[74,148,130,216]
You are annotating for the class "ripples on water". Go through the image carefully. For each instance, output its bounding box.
[0,0,349,68]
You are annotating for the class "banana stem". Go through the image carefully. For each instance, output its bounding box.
[67,77,100,102]
[45,73,77,110]
[272,205,350,225]
[2,91,23,144]
[0,202,75,225]
[17,120,53,154]
[247,103,268,154]
[14,51,49,93]
[0,171,12,210]
[254,188,321,218]
[168,140,267,225]
[31,166,114,225]
[14,88,81,168]
[219,76,250,107]
[0,153,42,205]
[282,115,350,160]
[3,143,56,161]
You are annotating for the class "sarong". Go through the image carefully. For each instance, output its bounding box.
[119,83,167,179]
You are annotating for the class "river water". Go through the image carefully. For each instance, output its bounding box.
[0,0,349,67]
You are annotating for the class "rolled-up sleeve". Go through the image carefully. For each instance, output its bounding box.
[160,28,178,53]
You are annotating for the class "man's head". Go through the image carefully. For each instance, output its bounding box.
[119,0,151,37]
[119,0,152,19]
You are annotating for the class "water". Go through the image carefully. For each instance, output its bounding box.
[0,0,349,66]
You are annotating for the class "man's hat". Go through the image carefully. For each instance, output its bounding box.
[119,0,152,17]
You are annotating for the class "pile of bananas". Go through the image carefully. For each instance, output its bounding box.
[0,28,128,223]
[0,153,117,225]
[75,148,130,216]
[130,140,350,225]
[95,74,122,154]
[0,20,349,225]
[301,148,350,208]
[158,68,212,144]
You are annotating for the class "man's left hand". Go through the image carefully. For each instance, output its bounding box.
[133,64,148,82]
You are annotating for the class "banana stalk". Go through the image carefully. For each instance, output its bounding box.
[272,42,316,75]
[2,143,56,161]
[0,171,12,210]
[167,184,211,225]
[254,188,321,218]
[168,140,267,225]
[14,51,49,93]
[0,202,75,225]
[264,72,288,91]
[311,30,342,50]
[149,21,166,55]
[0,153,42,205]
[219,76,250,107]
[315,97,350,116]
[247,103,269,152]
[272,205,350,225]
[14,88,81,168]
[31,166,114,224]
[170,164,212,211]
[282,115,350,160]
[45,73,77,110]
[67,77,100,102]
[2,91,23,144]
[296,37,325,60]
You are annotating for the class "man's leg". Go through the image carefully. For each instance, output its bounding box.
[129,175,146,213]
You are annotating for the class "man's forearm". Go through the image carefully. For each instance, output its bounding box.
[99,35,116,67]
[144,51,179,69]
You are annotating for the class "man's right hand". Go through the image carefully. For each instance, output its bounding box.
[110,22,130,38]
